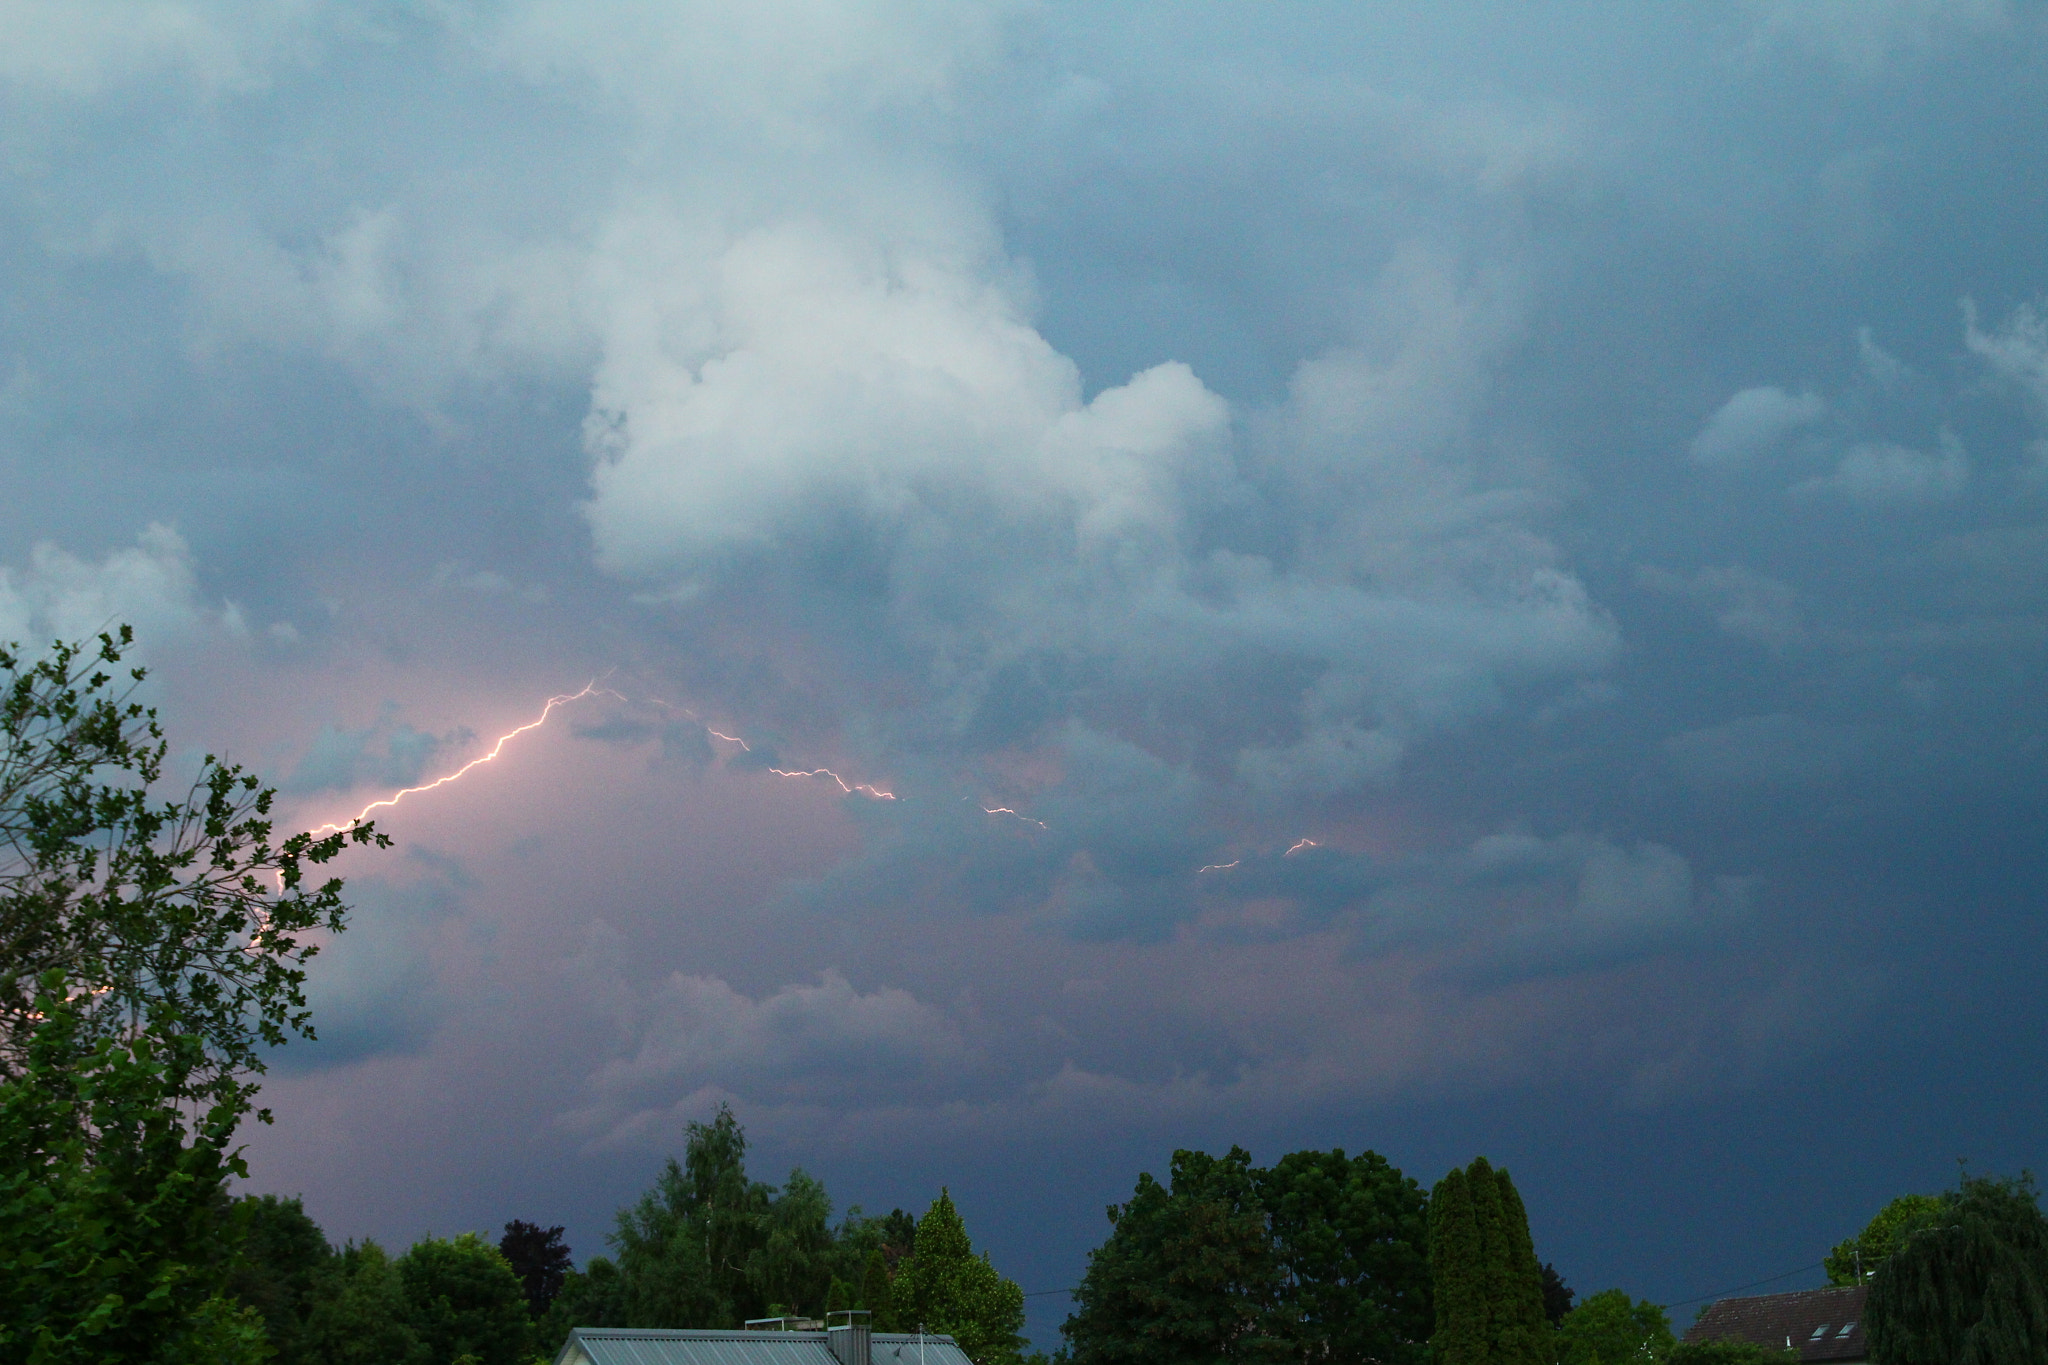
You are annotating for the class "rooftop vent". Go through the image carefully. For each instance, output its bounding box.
[828,1310,872,1365]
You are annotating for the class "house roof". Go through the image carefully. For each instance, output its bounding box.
[1683,1284,1869,1362]
[556,1328,975,1365]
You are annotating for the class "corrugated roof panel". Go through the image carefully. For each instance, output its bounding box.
[867,1335,975,1365]
[561,1329,974,1365]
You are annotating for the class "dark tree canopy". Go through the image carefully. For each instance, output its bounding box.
[500,1220,573,1320]
[586,1103,953,1336]
[0,984,257,1362]
[1259,1147,1433,1364]
[302,1241,423,1365]
[1062,1147,1279,1365]
[1062,1144,1433,1365]
[1866,1171,2048,1365]
[1541,1262,1575,1327]
[226,1194,336,1359]
[1427,1157,1550,1365]
[393,1233,533,1365]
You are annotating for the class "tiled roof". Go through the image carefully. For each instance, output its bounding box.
[1683,1284,1868,1362]
[558,1329,975,1365]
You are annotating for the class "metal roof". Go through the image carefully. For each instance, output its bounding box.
[557,1329,975,1365]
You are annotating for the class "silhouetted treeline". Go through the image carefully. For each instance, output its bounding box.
[220,1105,1026,1365]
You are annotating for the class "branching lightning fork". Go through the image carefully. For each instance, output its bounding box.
[302,682,1322,881]
[308,680,619,835]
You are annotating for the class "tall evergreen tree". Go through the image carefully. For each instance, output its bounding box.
[1429,1164,1487,1365]
[891,1189,1027,1365]
[1490,1164,1553,1363]
[1866,1171,2048,1364]
[1428,1158,1550,1365]
[862,1248,896,1329]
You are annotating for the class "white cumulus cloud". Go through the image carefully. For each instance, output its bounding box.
[1689,386,1828,466]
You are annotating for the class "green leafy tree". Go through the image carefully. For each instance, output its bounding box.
[891,1189,1027,1365]
[1,629,386,1109]
[1427,1157,1550,1365]
[1555,1288,1675,1364]
[395,1232,533,1365]
[750,1168,837,1317]
[612,1103,773,1326]
[225,1193,336,1362]
[0,629,384,1358]
[0,979,259,1363]
[1062,1148,1281,1365]
[1259,1147,1433,1364]
[1826,1194,1945,1285]
[302,1240,425,1365]
[1866,1171,2048,1364]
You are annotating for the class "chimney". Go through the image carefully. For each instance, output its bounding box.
[828,1310,872,1365]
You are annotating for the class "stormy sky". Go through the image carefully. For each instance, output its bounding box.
[4,0,2046,1342]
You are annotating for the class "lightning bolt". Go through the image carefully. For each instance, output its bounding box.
[973,800,1048,831]
[765,767,897,800]
[649,702,898,801]
[1196,839,1318,873]
[300,682,1329,878]
[307,680,618,835]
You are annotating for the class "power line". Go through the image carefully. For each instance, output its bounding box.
[1664,1260,1827,1310]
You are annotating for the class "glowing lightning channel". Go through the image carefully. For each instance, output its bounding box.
[308,680,618,835]
[766,767,898,801]
[1284,837,1320,856]
[646,698,898,801]
[1196,859,1240,874]
[973,800,1048,831]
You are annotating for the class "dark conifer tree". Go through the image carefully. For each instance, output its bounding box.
[1490,1165,1553,1363]
[1540,1262,1575,1326]
[1428,1158,1550,1365]
[1429,1164,1486,1365]
[862,1248,895,1329]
